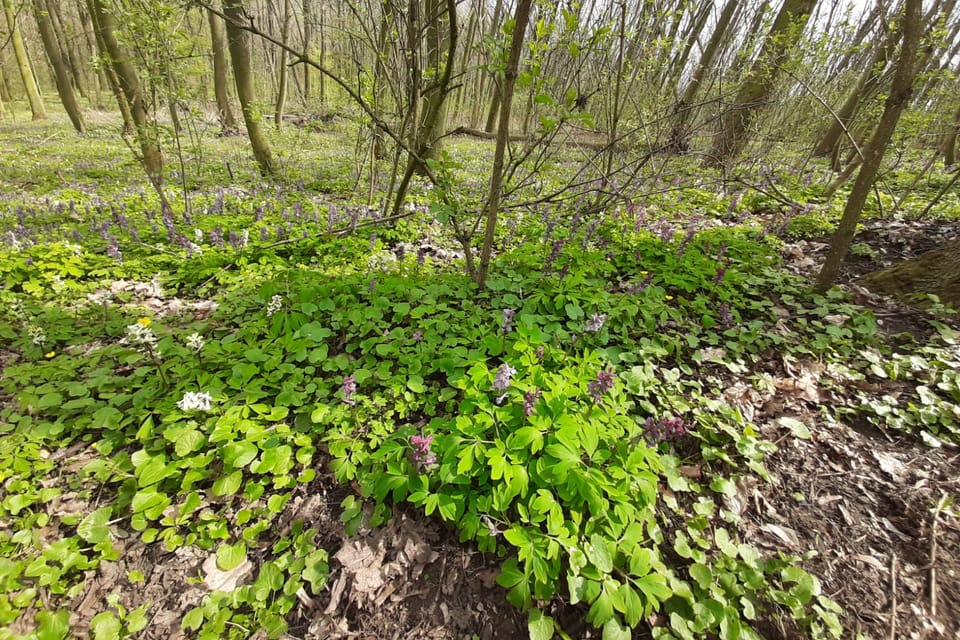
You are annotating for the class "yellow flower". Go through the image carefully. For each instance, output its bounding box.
[137,317,152,327]
[44,351,55,359]
[665,295,674,301]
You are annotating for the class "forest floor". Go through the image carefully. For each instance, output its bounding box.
[1,112,959,640]
[64,222,958,640]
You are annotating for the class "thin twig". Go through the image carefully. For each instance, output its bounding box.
[929,493,946,617]
[888,553,898,640]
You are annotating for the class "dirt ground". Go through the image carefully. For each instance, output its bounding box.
[64,218,960,640]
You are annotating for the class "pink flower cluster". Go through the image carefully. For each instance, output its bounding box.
[410,434,437,469]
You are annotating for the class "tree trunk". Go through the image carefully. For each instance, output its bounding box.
[669,0,739,151]
[33,0,85,132]
[223,0,275,175]
[85,0,133,132]
[46,0,87,98]
[413,0,453,173]
[476,0,533,288]
[816,0,923,293]
[275,0,291,130]
[943,101,960,167]
[90,0,164,186]
[812,18,898,160]
[207,5,238,134]
[302,0,311,103]
[4,0,47,120]
[707,0,817,167]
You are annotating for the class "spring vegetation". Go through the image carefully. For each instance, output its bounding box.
[1,0,959,638]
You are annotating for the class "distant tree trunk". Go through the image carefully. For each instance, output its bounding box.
[812,18,898,161]
[413,0,454,173]
[90,0,165,188]
[816,0,923,293]
[477,0,532,288]
[481,0,505,133]
[302,0,311,103]
[942,101,960,167]
[86,0,133,132]
[4,0,47,120]
[669,0,739,151]
[707,0,817,167]
[223,0,275,175]
[207,5,237,134]
[33,0,85,132]
[46,0,86,98]
[275,0,291,130]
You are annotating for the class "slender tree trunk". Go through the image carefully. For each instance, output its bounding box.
[223,0,275,175]
[207,5,238,134]
[302,0,311,103]
[33,0,85,132]
[942,101,960,167]
[812,19,898,159]
[707,0,817,167]
[669,0,739,151]
[275,0,291,130]
[46,0,86,98]
[4,0,46,120]
[816,0,923,292]
[477,0,532,288]
[86,0,133,131]
[90,0,164,187]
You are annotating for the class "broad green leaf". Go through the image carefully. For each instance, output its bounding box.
[527,609,554,640]
[77,507,112,544]
[216,542,247,571]
[90,611,121,640]
[35,609,70,640]
[585,534,613,573]
[212,470,243,497]
[602,618,631,640]
[778,417,811,439]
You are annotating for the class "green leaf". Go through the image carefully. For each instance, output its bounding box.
[585,535,613,573]
[35,609,70,640]
[715,528,738,557]
[602,618,631,640]
[689,563,712,590]
[619,583,644,627]
[586,587,615,625]
[222,441,258,468]
[216,542,247,571]
[135,454,170,488]
[527,609,554,640]
[181,607,204,631]
[212,470,243,497]
[778,416,811,439]
[90,611,121,640]
[77,507,112,544]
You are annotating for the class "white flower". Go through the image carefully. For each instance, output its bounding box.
[51,275,65,292]
[194,228,204,243]
[185,333,205,352]
[266,294,284,316]
[239,229,249,249]
[28,325,46,346]
[584,313,607,333]
[177,391,212,412]
[123,322,161,358]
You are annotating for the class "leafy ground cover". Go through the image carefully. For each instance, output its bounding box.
[1,112,959,640]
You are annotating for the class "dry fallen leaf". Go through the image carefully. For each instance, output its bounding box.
[202,554,252,592]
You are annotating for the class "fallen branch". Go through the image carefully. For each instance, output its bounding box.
[888,554,898,640]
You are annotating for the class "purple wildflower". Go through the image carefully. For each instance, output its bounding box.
[535,346,545,362]
[493,364,516,393]
[587,368,616,403]
[714,265,727,285]
[341,374,357,406]
[501,309,516,334]
[718,303,733,326]
[644,416,687,442]
[523,388,541,417]
[260,227,270,242]
[410,434,437,469]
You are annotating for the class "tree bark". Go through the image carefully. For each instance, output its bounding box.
[669,0,740,151]
[707,0,817,167]
[85,0,133,132]
[46,0,86,98]
[816,0,923,292]
[90,0,164,186]
[476,0,533,288]
[207,4,238,134]
[275,0,292,130]
[4,0,47,120]
[33,0,85,132]
[223,0,275,175]
[943,101,960,167]
[859,239,960,307]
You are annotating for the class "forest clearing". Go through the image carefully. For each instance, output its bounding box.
[1,0,960,639]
